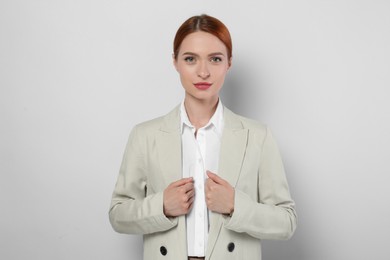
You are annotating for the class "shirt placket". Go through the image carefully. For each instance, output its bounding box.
[193,128,206,255]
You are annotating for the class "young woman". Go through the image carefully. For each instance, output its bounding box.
[109,14,297,260]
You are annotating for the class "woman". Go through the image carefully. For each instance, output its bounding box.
[109,14,297,260]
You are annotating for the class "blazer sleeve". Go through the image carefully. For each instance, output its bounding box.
[109,125,177,234]
[224,127,297,240]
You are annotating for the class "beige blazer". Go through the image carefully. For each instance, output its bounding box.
[109,105,297,260]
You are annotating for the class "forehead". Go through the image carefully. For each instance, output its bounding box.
[179,31,228,55]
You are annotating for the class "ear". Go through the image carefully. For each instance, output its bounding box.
[172,53,179,72]
[227,56,233,70]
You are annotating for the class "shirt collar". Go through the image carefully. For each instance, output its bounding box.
[180,99,224,136]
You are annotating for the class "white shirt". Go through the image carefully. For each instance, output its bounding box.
[180,100,224,257]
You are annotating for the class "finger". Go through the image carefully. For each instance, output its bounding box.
[206,171,226,185]
[205,178,214,190]
[188,194,195,204]
[187,189,195,199]
[171,177,193,187]
[187,200,194,211]
[182,182,194,193]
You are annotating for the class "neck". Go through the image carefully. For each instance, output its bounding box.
[184,96,219,130]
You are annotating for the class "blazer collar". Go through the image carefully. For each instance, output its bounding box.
[156,104,248,186]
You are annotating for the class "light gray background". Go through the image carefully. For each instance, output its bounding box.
[1,1,389,259]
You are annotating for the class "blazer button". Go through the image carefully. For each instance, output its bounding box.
[160,246,167,256]
[227,242,235,252]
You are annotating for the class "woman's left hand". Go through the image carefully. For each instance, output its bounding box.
[205,171,235,215]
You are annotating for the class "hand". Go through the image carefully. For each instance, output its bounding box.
[205,171,235,215]
[163,177,194,217]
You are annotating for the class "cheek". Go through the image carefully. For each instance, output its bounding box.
[179,70,190,82]
[178,72,193,88]
[179,67,195,81]
[214,68,229,81]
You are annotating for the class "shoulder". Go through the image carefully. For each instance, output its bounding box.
[225,109,281,154]
[132,105,180,134]
[223,106,278,150]
[240,115,267,132]
[224,106,268,134]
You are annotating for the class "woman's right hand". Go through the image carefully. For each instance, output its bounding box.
[163,177,194,217]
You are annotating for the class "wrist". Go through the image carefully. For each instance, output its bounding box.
[228,209,234,217]
[229,188,235,216]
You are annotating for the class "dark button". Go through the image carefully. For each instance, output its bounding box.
[227,242,235,252]
[160,246,167,256]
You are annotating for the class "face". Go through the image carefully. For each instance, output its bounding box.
[174,31,231,104]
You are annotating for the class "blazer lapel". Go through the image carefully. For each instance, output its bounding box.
[155,105,189,258]
[155,106,182,188]
[206,107,249,258]
[154,105,248,258]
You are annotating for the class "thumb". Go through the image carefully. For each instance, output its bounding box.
[171,177,193,187]
[206,171,224,184]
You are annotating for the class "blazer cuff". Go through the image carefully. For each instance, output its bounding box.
[149,191,178,231]
[223,189,252,231]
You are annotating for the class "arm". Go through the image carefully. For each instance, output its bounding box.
[225,127,297,240]
[109,126,177,235]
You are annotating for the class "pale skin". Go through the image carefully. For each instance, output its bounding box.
[163,31,235,217]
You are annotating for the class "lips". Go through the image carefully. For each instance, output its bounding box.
[194,82,212,90]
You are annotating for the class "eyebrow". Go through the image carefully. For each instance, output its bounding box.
[181,52,225,57]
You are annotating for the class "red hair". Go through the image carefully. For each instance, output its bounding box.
[173,14,232,60]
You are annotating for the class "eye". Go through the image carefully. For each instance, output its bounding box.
[210,56,222,63]
[184,56,196,63]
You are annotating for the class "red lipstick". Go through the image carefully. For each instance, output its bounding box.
[194,82,212,90]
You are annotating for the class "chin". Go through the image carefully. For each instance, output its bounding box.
[189,92,219,102]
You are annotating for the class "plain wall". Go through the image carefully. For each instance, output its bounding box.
[1,1,389,259]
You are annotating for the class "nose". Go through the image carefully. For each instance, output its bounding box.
[197,61,210,79]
